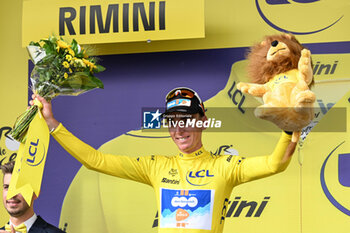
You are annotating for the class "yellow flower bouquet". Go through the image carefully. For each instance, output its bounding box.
[10,35,105,142]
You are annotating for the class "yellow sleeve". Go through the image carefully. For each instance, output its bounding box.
[51,123,152,185]
[233,132,293,185]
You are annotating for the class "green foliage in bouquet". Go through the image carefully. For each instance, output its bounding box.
[10,35,105,143]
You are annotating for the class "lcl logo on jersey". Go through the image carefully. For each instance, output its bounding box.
[256,0,344,35]
[186,170,214,186]
[320,141,350,216]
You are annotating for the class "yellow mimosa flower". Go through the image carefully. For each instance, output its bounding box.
[57,40,69,48]
[82,58,97,71]
[68,48,75,57]
[65,55,72,62]
[62,61,70,68]
[56,40,70,52]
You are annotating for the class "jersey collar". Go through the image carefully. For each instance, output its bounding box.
[177,146,208,160]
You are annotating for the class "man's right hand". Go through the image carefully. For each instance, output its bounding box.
[30,94,60,131]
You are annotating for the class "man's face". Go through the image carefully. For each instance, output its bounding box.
[167,113,207,154]
[2,173,31,217]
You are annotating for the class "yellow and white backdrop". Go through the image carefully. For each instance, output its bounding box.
[1,0,350,232]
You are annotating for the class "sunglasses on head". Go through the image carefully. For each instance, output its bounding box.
[166,88,202,103]
[165,87,205,115]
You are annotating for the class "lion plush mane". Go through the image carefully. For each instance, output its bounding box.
[247,34,314,87]
[237,34,316,142]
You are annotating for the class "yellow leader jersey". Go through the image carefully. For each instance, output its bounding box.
[52,124,292,233]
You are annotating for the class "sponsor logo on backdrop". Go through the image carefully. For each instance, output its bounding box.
[300,57,341,137]
[313,60,338,76]
[227,81,246,114]
[256,0,344,34]
[0,126,19,166]
[23,0,205,46]
[220,196,270,223]
[59,1,166,36]
[320,141,350,216]
[316,99,335,115]
[300,99,335,139]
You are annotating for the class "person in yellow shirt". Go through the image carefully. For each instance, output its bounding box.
[31,87,296,233]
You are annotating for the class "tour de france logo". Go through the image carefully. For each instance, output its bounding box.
[255,0,344,35]
[0,126,20,165]
[320,141,350,216]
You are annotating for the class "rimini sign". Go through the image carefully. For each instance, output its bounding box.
[22,0,205,46]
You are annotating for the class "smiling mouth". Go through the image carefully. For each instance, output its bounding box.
[177,136,190,141]
[7,199,20,204]
[6,201,20,207]
[271,48,286,56]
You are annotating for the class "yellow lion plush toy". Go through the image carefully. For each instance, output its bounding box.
[237,34,316,142]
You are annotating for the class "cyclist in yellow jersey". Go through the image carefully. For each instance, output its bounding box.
[31,87,296,233]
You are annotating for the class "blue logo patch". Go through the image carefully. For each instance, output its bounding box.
[338,153,350,187]
[160,188,214,230]
[143,109,162,129]
[256,0,343,35]
[167,99,191,110]
[320,141,350,216]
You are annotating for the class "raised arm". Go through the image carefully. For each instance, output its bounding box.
[30,94,153,185]
[235,132,296,184]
